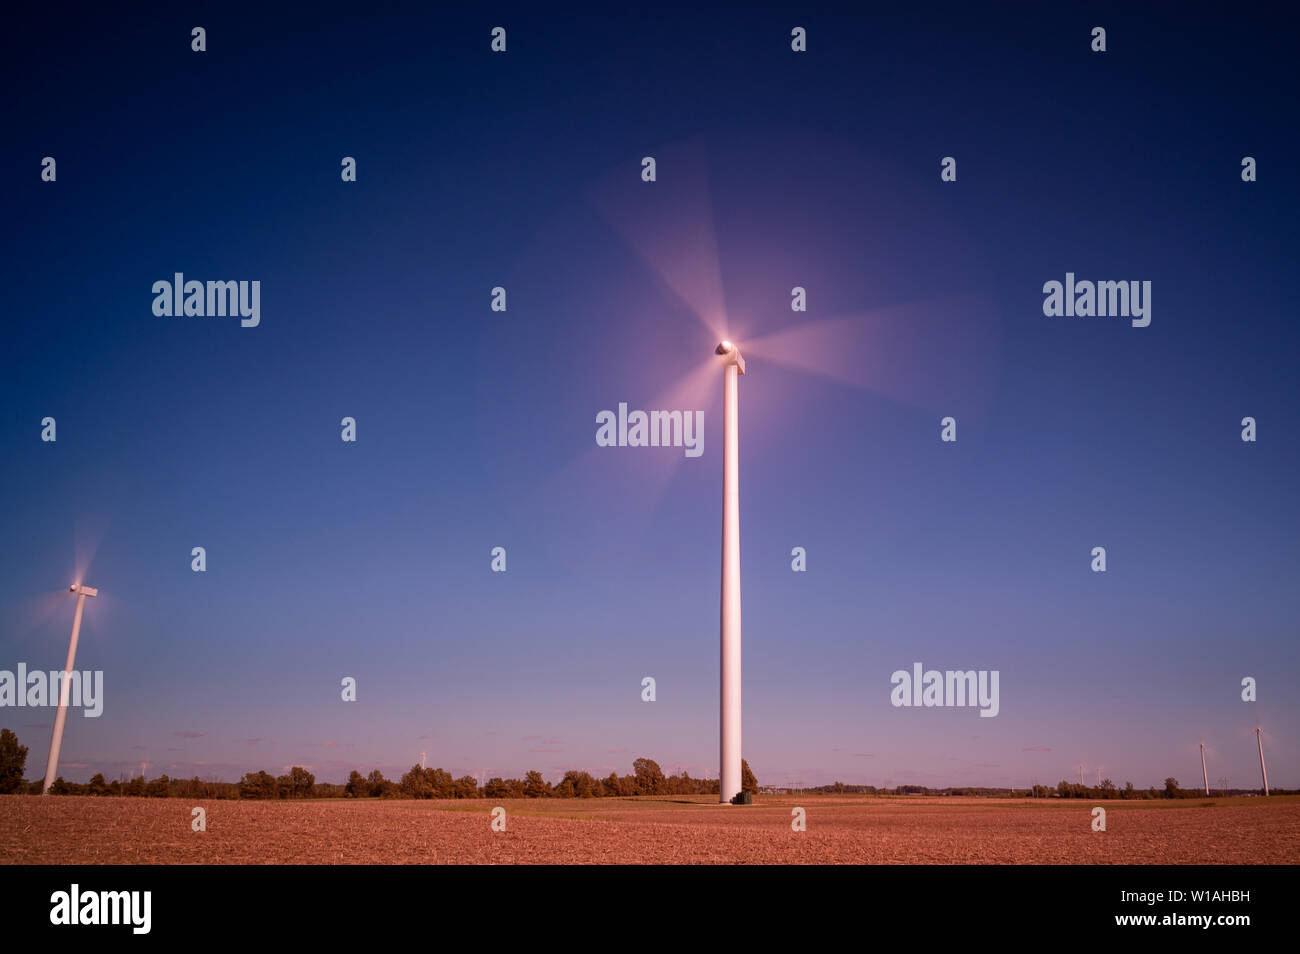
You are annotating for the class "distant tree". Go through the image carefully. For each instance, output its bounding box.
[632,758,664,795]
[556,770,596,798]
[1100,778,1116,795]
[1123,781,1134,800]
[289,766,315,798]
[505,777,526,798]
[0,728,28,793]
[366,769,397,798]
[124,776,146,797]
[523,770,550,798]
[423,767,453,798]
[453,775,480,798]
[345,770,367,797]
[87,773,110,796]
[601,772,624,797]
[484,777,510,799]
[400,765,432,798]
[146,774,170,797]
[1164,777,1180,799]
[238,770,277,799]
[49,777,72,795]
[741,759,758,794]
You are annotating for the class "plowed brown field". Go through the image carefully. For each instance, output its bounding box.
[3,794,1297,864]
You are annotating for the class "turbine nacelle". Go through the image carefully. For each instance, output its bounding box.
[69,583,98,598]
[715,340,746,375]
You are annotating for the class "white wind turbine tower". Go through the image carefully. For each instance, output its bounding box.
[716,340,745,803]
[1199,741,1209,795]
[585,143,1001,808]
[1255,727,1269,796]
[43,582,98,794]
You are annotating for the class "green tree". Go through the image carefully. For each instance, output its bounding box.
[632,758,664,795]
[0,728,29,793]
[87,772,110,796]
[146,774,170,797]
[484,777,510,799]
[400,764,432,798]
[453,775,480,798]
[345,770,367,797]
[289,766,315,798]
[600,772,624,797]
[238,770,277,799]
[741,759,758,794]
[523,770,549,798]
[423,767,453,798]
[1164,777,1180,799]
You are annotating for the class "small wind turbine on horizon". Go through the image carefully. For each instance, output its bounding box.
[1255,727,1269,796]
[1199,741,1209,795]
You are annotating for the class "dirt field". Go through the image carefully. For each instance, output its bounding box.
[2,794,1297,864]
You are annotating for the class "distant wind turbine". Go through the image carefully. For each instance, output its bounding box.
[1255,727,1269,796]
[1199,741,1209,795]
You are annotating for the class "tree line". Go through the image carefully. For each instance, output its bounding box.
[1,729,760,800]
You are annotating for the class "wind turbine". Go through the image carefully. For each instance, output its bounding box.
[42,582,97,794]
[1255,727,1269,796]
[581,142,1001,807]
[1199,741,1209,795]
[716,340,745,803]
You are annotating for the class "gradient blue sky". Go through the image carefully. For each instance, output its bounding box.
[2,3,1297,789]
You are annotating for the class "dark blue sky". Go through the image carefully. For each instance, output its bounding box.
[2,3,1296,789]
